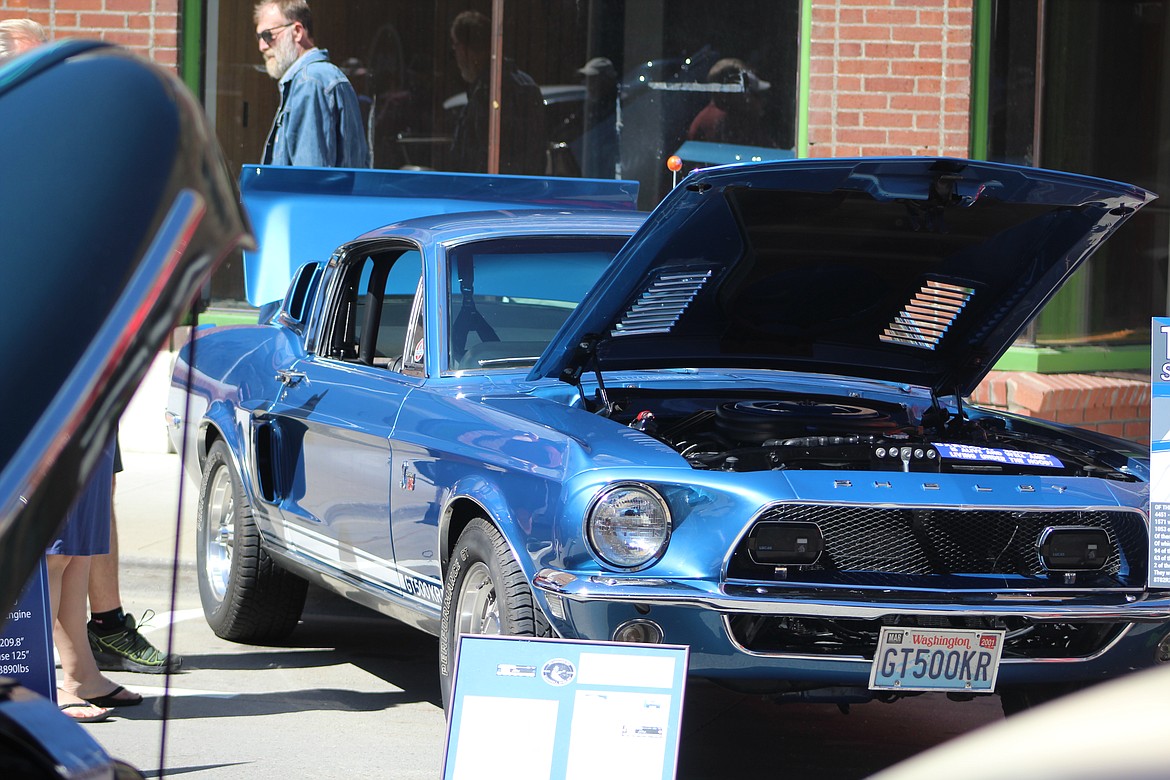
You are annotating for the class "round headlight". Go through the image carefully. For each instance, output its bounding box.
[586,483,671,570]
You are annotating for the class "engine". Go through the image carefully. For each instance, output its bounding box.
[611,392,1137,480]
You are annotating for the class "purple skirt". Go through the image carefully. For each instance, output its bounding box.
[46,437,115,556]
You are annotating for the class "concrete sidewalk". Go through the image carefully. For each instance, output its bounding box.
[115,350,197,568]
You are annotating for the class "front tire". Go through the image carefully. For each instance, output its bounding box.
[197,439,307,643]
[439,518,550,708]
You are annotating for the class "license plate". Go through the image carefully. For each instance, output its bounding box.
[869,626,1005,693]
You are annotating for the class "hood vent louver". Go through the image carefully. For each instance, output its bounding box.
[611,268,714,337]
[880,279,974,350]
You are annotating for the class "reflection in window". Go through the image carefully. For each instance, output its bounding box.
[985,0,1170,347]
[210,0,800,301]
[447,9,547,175]
[445,237,628,371]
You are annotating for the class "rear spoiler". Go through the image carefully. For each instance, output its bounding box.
[240,165,639,306]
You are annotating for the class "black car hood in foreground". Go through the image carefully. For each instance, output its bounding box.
[532,157,1153,396]
[0,42,252,612]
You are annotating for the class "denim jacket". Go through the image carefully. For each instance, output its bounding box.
[262,48,369,168]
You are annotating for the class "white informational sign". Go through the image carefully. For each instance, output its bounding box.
[443,635,689,780]
[1150,318,1170,587]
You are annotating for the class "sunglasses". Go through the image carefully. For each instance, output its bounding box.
[256,22,294,45]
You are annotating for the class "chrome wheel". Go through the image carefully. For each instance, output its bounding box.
[454,561,501,635]
[196,440,307,642]
[203,463,235,601]
[440,517,551,709]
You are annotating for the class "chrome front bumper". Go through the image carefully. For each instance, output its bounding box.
[533,568,1170,622]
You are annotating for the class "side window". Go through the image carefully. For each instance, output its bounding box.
[278,261,321,330]
[377,251,422,371]
[321,248,423,369]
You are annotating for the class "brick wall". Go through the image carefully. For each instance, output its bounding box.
[806,0,973,158]
[971,371,1152,445]
[0,0,180,71]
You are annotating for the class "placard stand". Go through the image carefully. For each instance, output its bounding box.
[1151,318,1170,584]
[0,557,56,700]
[443,635,688,780]
[1151,320,1170,587]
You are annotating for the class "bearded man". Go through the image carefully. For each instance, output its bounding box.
[255,0,369,167]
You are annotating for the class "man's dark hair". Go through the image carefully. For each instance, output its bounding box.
[450,10,489,53]
[255,0,313,37]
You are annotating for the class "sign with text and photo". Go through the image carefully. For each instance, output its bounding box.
[1150,318,1170,587]
[443,635,688,780]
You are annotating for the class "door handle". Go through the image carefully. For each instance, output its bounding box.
[275,369,306,386]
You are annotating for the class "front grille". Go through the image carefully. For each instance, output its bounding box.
[726,504,1147,588]
[727,614,1129,660]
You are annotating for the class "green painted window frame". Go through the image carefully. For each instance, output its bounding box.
[180,0,203,95]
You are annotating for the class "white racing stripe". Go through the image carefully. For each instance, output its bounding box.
[276,523,444,609]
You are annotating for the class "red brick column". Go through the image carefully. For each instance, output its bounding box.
[807,0,973,158]
[1,0,179,71]
[971,371,1152,445]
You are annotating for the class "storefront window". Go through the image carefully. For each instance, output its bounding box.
[206,0,800,303]
[984,0,1038,167]
[986,0,1170,348]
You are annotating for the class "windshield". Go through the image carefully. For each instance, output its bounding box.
[447,236,629,370]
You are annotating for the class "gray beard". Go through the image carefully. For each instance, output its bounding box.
[265,36,298,79]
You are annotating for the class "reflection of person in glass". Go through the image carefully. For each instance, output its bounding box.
[448,10,546,175]
[578,56,621,179]
[686,57,773,147]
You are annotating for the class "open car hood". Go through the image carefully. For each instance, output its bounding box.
[529,157,1153,397]
[0,42,252,611]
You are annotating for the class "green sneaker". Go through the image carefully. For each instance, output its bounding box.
[88,611,182,674]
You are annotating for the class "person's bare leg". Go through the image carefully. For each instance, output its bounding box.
[87,486,121,614]
[54,554,134,699]
[46,554,112,717]
[86,474,181,673]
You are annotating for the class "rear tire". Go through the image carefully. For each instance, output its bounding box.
[197,439,307,643]
[439,518,551,709]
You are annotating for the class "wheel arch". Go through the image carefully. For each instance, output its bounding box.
[195,404,253,500]
[439,490,533,585]
[440,495,491,574]
[198,418,224,467]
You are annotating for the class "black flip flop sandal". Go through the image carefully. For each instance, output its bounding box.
[59,702,113,723]
[84,684,143,708]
